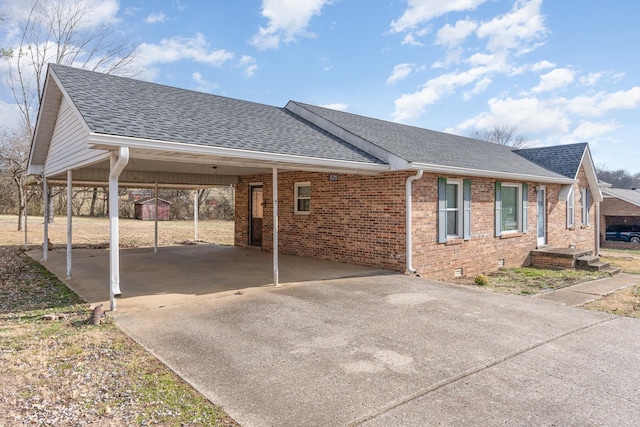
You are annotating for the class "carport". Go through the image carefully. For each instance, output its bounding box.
[28,65,389,310]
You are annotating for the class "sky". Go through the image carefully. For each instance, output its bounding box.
[0,0,639,174]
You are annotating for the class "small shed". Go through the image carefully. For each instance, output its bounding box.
[134,197,171,221]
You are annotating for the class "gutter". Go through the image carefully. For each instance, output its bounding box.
[406,169,423,274]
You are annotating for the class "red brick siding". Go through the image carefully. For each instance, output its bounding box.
[236,171,409,271]
[234,166,597,281]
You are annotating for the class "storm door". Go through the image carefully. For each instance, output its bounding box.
[250,185,264,246]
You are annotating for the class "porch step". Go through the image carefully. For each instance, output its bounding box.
[576,255,622,275]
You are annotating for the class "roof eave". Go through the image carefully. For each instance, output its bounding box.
[408,162,576,184]
[87,133,391,174]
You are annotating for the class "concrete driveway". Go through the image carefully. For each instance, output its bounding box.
[110,273,640,426]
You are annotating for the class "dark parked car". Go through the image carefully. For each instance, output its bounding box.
[605,224,640,243]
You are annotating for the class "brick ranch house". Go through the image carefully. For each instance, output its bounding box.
[28,65,602,306]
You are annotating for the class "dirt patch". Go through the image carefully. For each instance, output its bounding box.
[0,246,238,426]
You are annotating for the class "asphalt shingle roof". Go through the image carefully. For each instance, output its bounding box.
[50,64,385,165]
[289,102,571,180]
[513,143,588,179]
[602,188,640,208]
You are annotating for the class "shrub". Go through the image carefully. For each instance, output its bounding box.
[474,274,489,287]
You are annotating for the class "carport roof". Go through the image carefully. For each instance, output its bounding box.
[44,64,386,167]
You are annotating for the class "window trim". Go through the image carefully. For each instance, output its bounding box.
[445,179,463,238]
[294,182,311,215]
[438,178,471,243]
[501,182,522,234]
[567,187,575,228]
[581,188,590,226]
[495,181,527,236]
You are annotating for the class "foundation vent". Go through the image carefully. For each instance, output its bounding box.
[454,268,463,277]
[498,259,505,267]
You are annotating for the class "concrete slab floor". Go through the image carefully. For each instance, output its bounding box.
[28,244,386,312]
[113,275,640,427]
[29,245,640,426]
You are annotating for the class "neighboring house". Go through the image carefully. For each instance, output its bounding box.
[600,185,640,242]
[27,64,602,305]
[134,197,171,221]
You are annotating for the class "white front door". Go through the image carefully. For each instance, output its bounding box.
[537,187,546,247]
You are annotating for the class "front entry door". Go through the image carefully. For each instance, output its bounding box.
[537,187,546,247]
[250,185,263,246]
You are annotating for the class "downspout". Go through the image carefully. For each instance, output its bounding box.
[109,147,129,311]
[596,201,601,256]
[405,169,423,274]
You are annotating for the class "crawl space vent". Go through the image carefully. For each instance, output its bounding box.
[454,268,463,277]
[498,259,505,267]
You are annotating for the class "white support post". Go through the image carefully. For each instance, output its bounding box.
[42,176,48,262]
[194,190,199,241]
[273,167,279,286]
[23,183,28,251]
[109,147,129,311]
[66,170,73,278]
[154,181,158,253]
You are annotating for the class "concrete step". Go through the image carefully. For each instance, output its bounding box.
[602,266,622,275]
[576,255,616,272]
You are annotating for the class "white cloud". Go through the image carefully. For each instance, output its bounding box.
[320,103,348,111]
[251,0,332,50]
[0,0,120,39]
[238,55,258,78]
[531,60,555,72]
[145,12,167,24]
[580,72,602,86]
[401,33,424,47]
[531,68,575,93]
[387,64,414,85]
[436,19,477,48]
[457,95,572,135]
[135,34,234,69]
[570,120,619,141]
[192,71,219,93]
[390,0,489,33]
[0,99,23,130]
[476,0,547,54]
[392,67,490,121]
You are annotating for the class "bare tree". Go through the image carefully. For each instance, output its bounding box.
[0,126,32,230]
[596,164,640,189]
[1,0,137,228]
[468,125,530,149]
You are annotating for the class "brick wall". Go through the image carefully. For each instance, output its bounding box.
[235,171,410,271]
[235,166,597,281]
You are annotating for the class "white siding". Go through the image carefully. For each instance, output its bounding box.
[44,96,108,177]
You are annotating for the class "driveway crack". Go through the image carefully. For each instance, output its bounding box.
[347,317,617,426]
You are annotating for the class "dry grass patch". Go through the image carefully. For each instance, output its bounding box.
[0,215,234,248]
[461,267,608,296]
[0,246,237,426]
[583,285,640,319]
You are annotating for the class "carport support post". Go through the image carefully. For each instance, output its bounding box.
[23,183,28,250]
[273,167,279,286]
[194,190,199,241]
[109,147,129,311]
[42,176,48,262]
[154,181,158,253]
[66,170,72,278]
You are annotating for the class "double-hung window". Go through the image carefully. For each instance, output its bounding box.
[294,182,311,214]
[495,182,528,236]
[438,178,471,242]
